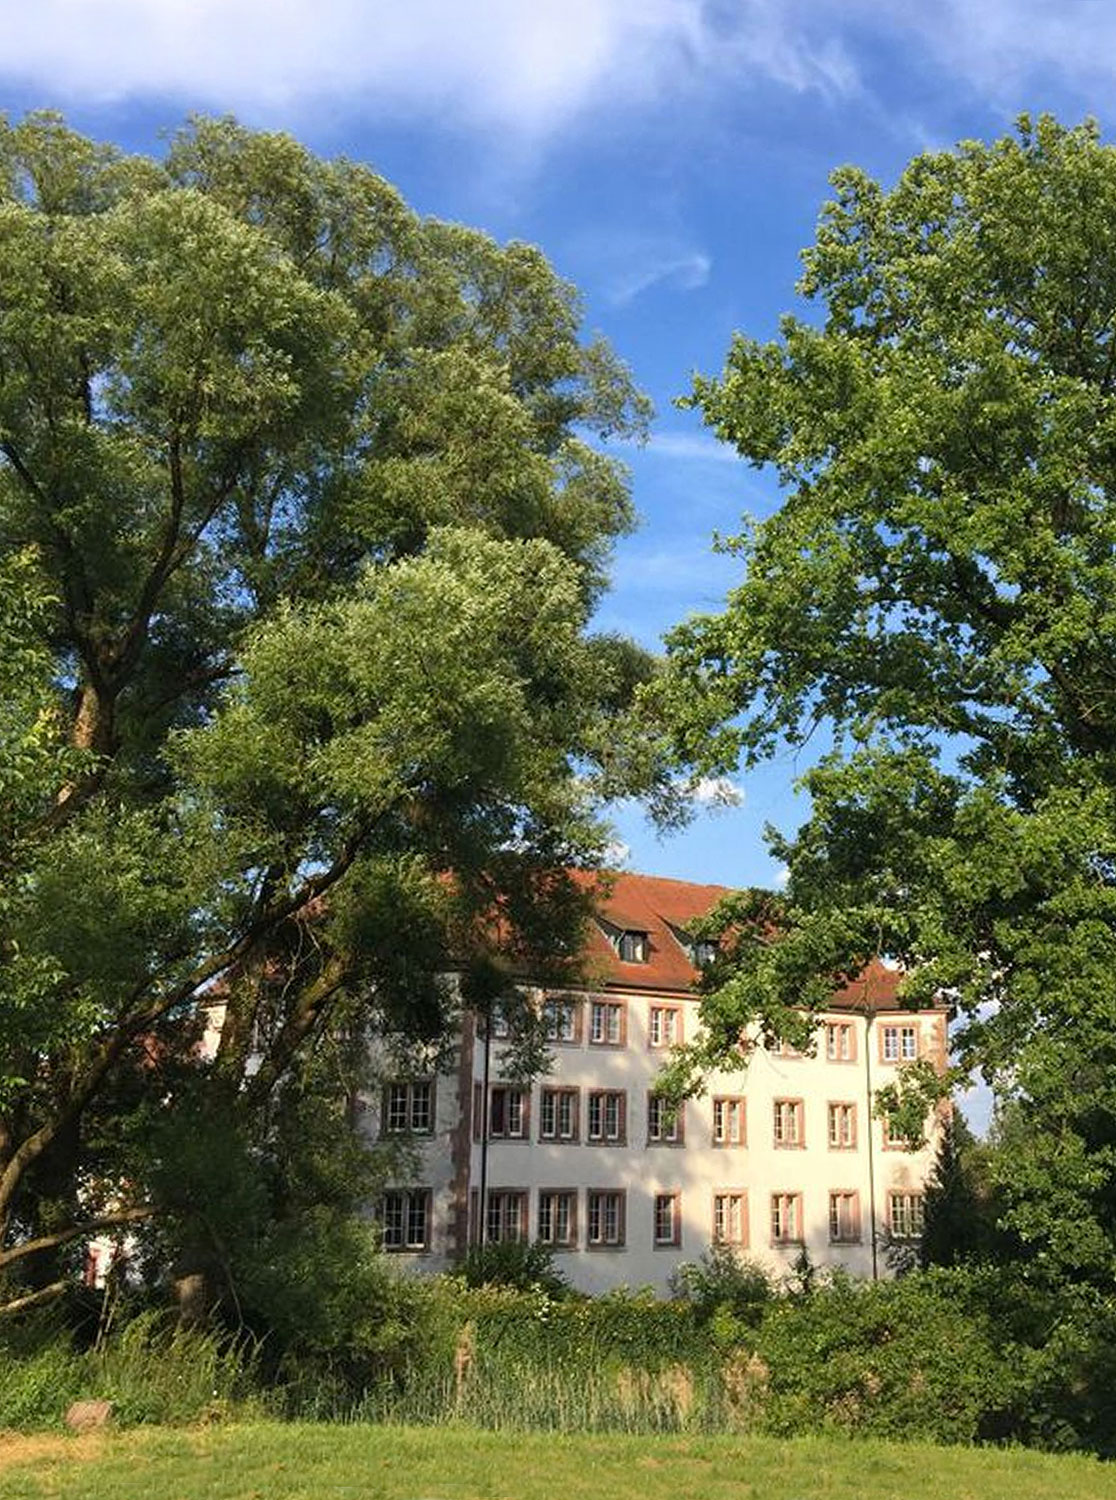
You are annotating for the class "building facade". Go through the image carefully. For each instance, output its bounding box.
[371,872,948,1293]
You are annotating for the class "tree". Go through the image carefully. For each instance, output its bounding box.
[657,116,1116,1281]
[0,112,665,1309]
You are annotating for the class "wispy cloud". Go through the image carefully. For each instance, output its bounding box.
[3,2,1106,161]
[605,250,712,306]
[0,0,862,140]
[647,431,739,464]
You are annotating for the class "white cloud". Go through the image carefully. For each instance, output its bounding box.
[0,0,865,140]
[1,0,708,134]
[5,1,1106,164]
[773,864,790,889]
[682,774,744,809]
[648,431,739,464]
[605,250,712,307]
[603,838,632,867]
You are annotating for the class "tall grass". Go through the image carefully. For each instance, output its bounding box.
[0,1311,257,1430]
[354,1348,765,1435]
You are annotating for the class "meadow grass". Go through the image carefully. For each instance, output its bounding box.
[4,1422,1116,1500]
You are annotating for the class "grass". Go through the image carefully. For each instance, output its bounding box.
[4,1423,1116,1500]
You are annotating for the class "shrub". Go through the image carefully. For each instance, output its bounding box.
[459,1240,571,1297]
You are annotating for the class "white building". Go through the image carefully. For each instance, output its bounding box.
[372,872,948,1293]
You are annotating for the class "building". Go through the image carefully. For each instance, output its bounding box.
[371,871,948,1293]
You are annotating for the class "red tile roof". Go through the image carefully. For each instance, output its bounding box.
[575,870,916,1011]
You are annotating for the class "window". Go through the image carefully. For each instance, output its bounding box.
[889,1192,925,1240]
[827,1101,857,1149]
[881,1023,918,1063]
[689,938,718,967]
[590,1001,626,1046]
[381,1189,431,1250]
[587,1089,626,1143]
[647,1093,683,1144]
[653,1192,681,1247]
[648,1004,681,1048]
[712,1096,746,1146]
[767,1036,802,1058]
[825,1022,855,1061]
[543,997,580,1043]
[486,1190,527,1243]
[773,1098,804,1147]
[383,1080,434,1135]
[882,1114,919,1151]
[537,1189,577,1248]
[771,1192,803,1245]
[713,1191,748,1246]
[618,930,649,963]
[829,1191,860,1243]
[539,1087,579,1142]
[488,1085,529,1139]
[587,1189,625,1247]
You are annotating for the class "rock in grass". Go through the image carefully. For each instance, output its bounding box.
[65,1400,113,1432]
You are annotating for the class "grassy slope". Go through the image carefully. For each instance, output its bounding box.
[5,1424,1116,1500]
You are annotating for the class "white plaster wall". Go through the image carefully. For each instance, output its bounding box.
[469,993,944,1294]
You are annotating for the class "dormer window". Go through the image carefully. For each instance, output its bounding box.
[618,929,649,963]
[690,939,718,967]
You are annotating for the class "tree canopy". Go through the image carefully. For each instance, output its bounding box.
[659,116,1116,1281]
[0,112,665,1308]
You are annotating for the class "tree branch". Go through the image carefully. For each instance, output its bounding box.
[0,1206,154,1271]
[0,1282,67,1318]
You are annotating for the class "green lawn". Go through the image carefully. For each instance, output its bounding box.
[4,1424,1116,1500]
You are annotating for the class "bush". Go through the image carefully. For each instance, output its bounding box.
[458,1240,571,1297]
[670,1246,775,1342]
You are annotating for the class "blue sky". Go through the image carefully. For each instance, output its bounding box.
[3,1,1112,892]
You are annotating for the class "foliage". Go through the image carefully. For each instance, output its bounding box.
[0,1311,255,1429]
[0,109,667,1305]
[656,115,1116,1282]
[458,1239,571,1297]
[669,1245,775,1342]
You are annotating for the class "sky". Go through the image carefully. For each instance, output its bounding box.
[1,1,1110,897]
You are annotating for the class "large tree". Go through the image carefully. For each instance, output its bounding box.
[0,113,665,1306]
[659,116,1116,1282]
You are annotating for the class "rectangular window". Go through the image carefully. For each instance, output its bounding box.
[771,1192,803,1245]
[543,997,580,1043]
[881,1024,918,1063]
[648,1005,681,1048]
[587,1189,625,1247]
[882,1115,919,1151]
[889,1192,925,1240]
[618,930,648,963]
[653,1192,681,1247]
[537,1189,577,1248]
[587,1089,626,1143]
[488,1085,529,1139]
[713,1191,748,1246]
[647,1093,683,1144]
[381,1189,431,1251]
[827,1101,857,1149]
[590,1001,625,1046]
[773,1098,804,1147]
[829,1191,860,1243]
[486,1190,527,1244]
[825,1022,855,1061]
[383,1080,434,1135]
[767,1036,802,1058]
[539,1087,579,1142]
[712,1096,746,1146]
